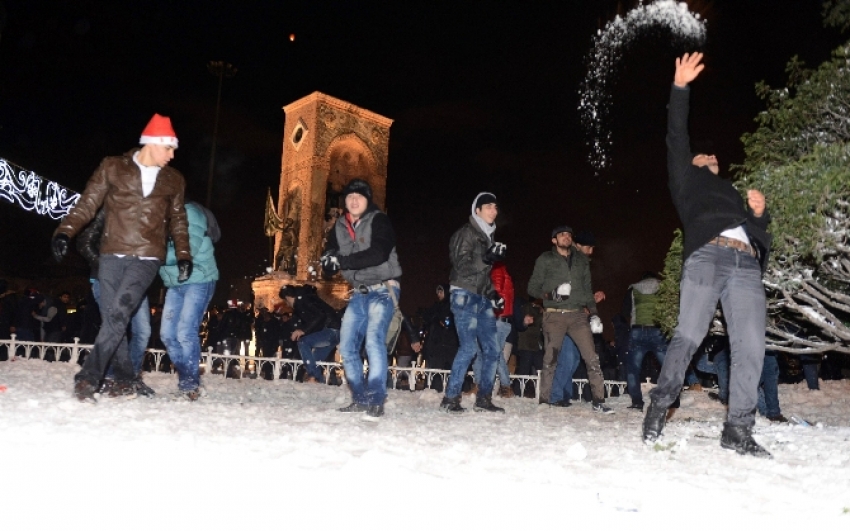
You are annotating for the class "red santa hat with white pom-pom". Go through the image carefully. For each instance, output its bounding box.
[139,113,178,148]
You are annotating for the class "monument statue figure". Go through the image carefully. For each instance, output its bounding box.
[275,218,298,275]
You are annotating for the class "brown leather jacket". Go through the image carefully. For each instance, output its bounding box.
[53,149,191,261]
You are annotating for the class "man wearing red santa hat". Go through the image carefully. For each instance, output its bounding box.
[52,114,193,402]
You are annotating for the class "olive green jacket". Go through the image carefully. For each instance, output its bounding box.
[527,247,596,314]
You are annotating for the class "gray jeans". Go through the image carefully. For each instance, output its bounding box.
[649,244,766,427]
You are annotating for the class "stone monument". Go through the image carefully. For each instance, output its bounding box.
[252,92,393,311]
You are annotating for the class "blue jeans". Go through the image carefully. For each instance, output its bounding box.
[446,289,500,399]
[298,327,340,382]
[160,281,216,391]
[649,244,766,427]
[626,326,668,406]
[339,283,398,406]
[93,278,151,375]
[472,319,511,387]
[757,352,781,417]
[550,337,580,403]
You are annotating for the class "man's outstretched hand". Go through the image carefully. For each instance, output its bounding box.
[674,52,705,88]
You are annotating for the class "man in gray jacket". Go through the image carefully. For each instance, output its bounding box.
[321,179,401,419]
[440,192,506,414]
[527,226,611,413]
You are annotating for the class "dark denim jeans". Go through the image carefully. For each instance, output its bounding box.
[714,348,730,402]
[298,327,340,382]
[649,244,766,427]
[626,326,668,406]
[718,349,780,417]
[446,289,500,399]
[339,283,397,406]
[550,336,580,403]
[77,256,159,385]
[757,352,781,417]
[800,354,821,390]
[160,281,216,391]
[93,278,151,375]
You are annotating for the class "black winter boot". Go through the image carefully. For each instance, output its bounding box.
[365,404,384,418]
[642,400,668,442]
[473,394,505,413]
[74,379,98,403]
[720,423,773,459]
[440,395,466,413]
[132,377,156,397]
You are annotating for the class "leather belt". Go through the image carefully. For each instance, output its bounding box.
[497,316,512,322]
[632,324,658,329]
[354,279,399,294]
[545,308,578,313]
[708,237,756,258]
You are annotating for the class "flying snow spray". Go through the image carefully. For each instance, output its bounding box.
[579,0,707,174]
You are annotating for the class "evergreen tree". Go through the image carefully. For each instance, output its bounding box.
[655,229,682,339]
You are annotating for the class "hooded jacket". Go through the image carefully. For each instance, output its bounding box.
[621,277,660,327]
[54,149,190,262]
[159,202,219,287]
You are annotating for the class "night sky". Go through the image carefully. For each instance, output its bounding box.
[0,0,845,332]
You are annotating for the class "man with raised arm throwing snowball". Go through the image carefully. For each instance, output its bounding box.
[642,53,773,458]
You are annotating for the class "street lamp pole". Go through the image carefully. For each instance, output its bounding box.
[205,60,237,208]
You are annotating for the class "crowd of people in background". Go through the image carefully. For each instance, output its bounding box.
[2,274,844,394]
[4,53,850,456]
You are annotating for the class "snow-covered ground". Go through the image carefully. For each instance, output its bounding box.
[2,358,849,529]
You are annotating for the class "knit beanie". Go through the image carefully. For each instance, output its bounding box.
[342,179,373,203]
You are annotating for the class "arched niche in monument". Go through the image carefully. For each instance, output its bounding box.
[313,134,382,267]
[325,132,380,207]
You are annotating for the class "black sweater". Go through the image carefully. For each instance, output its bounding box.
[667,85,772,270]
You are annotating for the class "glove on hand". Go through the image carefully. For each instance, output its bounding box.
[483,242,507,264]
[320,251,340,274]
[177,260,193,283]
[589,315,603,334]
[52,234,70,263]
[489,292,506,311]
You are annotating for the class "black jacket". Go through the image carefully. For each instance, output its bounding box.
[290,285,342,335]
[421,295,459,350]
[449,217,495,297]
[667,85,771,271]
[77,209,106,279]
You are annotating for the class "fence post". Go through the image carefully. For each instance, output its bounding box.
[70,338,81,365]
[10,333,18,361]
